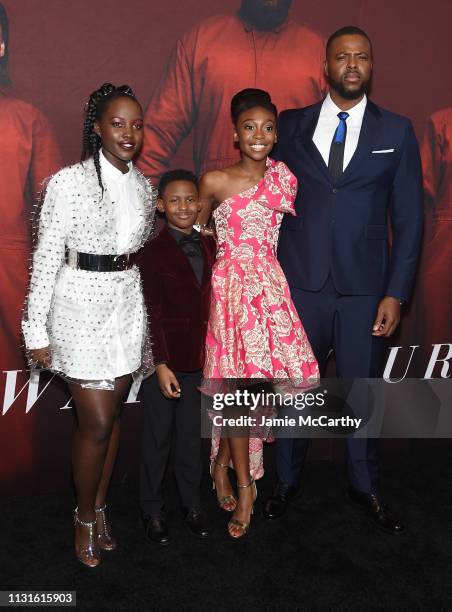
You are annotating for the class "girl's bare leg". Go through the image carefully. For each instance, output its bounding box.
[222,401,255,536]
[227,434,255,536]
[212,437,236,509]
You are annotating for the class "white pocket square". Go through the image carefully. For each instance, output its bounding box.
[372,149,395,153]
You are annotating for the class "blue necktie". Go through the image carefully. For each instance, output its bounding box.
[328,111,349,183]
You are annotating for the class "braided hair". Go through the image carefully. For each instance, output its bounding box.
[81,83,138,192]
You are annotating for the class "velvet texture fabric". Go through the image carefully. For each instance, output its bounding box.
[139,225,216,372]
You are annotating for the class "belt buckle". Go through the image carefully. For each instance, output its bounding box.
[119,254,130,270]
[112,254,128,271]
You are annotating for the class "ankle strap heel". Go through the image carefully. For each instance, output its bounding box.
[74,508,101,568]
[210,458,238,512]
[228,476,257,539]
[95,504,117,551]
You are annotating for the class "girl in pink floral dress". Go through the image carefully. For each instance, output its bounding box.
[199,89,319,538]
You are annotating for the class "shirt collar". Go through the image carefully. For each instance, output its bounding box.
[321,93,367,125]
[100,149,132,183]
[167,225,198,243]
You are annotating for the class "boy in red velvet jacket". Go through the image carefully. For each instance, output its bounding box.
[139,169,216,544]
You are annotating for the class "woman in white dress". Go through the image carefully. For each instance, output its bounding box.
[22,83,155,567]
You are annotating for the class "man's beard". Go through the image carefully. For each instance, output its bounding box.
[238,0,292,31]
[329,75,370,100]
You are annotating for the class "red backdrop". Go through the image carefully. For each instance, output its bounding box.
[1,0,451,495]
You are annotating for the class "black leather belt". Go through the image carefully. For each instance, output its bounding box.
[65,249,135,272]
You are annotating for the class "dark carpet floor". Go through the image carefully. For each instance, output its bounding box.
[2,440,452,611]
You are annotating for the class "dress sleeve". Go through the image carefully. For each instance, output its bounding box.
[265,161,298,215]
[22,175,68,350]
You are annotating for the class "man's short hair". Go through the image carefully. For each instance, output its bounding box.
[326,25,372,56]
[158,169,199,199]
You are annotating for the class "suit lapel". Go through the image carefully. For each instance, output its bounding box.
[161,226,201,288]
[339,100,382,184]
[296,99,383,185]
[296,102,332,182]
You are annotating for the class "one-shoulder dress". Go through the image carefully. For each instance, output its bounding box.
[203,158,319,479]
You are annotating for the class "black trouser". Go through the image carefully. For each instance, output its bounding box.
[140,370,202,516]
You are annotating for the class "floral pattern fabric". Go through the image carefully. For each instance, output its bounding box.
[203,158,319,479]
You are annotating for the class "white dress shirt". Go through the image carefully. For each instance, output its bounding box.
[100,150,142,253]
[312,93,367,171]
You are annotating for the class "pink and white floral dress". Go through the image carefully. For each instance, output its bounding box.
[203,158,319,479]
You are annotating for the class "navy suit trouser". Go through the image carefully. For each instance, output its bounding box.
[276,274,386,494]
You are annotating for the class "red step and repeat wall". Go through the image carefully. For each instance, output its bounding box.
[1,0,451,495]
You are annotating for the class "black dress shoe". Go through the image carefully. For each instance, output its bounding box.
[263,481,299,520]
[348,486,404,534]
[184,508,210,539]
[142,514,171,546]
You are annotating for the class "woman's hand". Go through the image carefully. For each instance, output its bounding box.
[155,364,181,399]
[29,346,52,368]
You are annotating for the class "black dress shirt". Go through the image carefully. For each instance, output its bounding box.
[167,226,204,284]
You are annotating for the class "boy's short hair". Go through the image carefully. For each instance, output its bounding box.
[158,169,199,199]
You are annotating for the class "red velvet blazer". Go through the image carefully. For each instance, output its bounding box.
[139,226,216,372]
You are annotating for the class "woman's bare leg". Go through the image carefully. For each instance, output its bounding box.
[70,375,131,555]
[94,375,131,509]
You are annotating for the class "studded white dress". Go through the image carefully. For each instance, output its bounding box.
[22,153,156,390]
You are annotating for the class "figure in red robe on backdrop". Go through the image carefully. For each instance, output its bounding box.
[0,3,61,370]
[0,2,61,488]
[415,107,452,376]
[138,0,326,181]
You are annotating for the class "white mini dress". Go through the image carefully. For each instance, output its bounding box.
[22,152,156,390]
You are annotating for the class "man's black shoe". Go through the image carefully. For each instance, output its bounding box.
[263,481,299,520]
[348,486,405,534]
[183,508,210,539]
[142,514,171,545]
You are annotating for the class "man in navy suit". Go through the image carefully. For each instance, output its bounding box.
[264,26,423,533]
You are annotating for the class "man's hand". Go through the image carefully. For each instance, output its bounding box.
[372,297,401,337]
[155,364,181,399]
[29,346,51,368]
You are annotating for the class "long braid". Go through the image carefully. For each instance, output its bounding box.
[81,83,138,193]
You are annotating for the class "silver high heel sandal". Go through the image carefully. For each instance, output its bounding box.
[95,504,117,551]
[74,507,101,567]
[210,458,237,512]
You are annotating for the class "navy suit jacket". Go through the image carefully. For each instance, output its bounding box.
[275,99,423,302]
